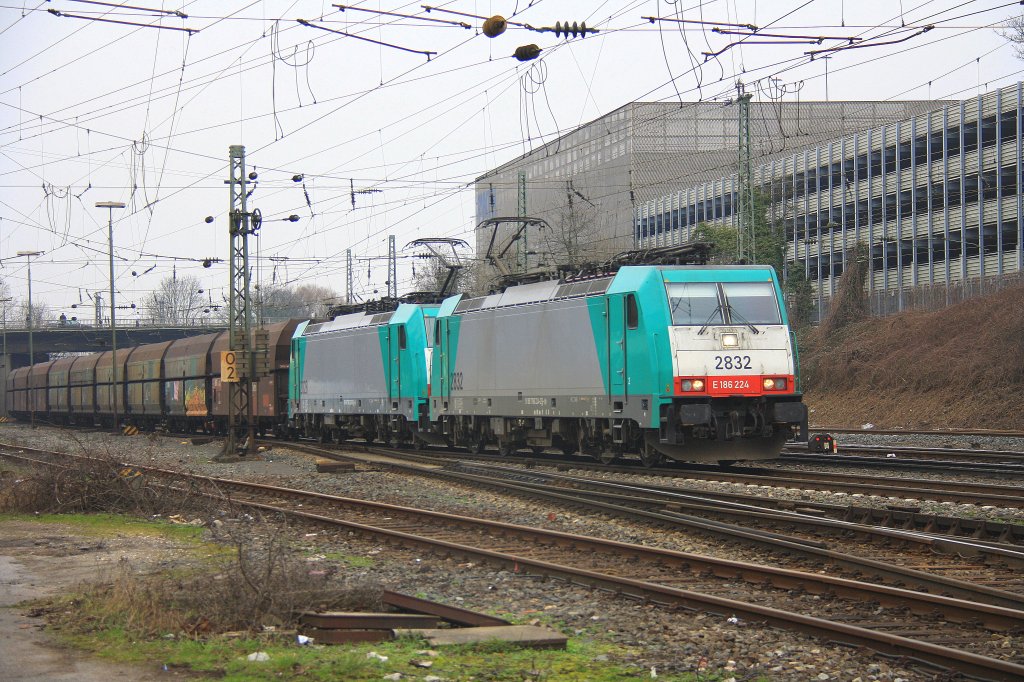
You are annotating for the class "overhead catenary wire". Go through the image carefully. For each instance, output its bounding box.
[2,0,1020,307]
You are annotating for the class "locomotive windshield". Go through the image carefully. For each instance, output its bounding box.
[667,281,782,326]
[720,282,782,324]
[667,282,721,325]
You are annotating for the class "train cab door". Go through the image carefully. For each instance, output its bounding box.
[606,294,629,406]
[437,317,451,404]
[385,324,406,406]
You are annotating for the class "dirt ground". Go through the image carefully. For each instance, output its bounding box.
[0,519,198,681]
[800,280,1024,429]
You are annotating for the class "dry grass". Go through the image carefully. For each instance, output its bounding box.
[0,448,211,517]
[801,280,1024,428]
[48,520,383,638]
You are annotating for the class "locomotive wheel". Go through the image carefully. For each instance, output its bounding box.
[598,449,619,465]
[467,435,487,454]
[498,437,518,457]
[639,441,664,468]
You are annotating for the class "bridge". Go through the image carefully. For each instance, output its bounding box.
[1,323,228,366]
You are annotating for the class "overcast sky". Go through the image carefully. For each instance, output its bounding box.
[0,0,1020,322]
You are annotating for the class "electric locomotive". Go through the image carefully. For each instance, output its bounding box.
[289,302,439,445]
[429,264,806,465]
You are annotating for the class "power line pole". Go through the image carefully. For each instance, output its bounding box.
[387,235,397,299]
[737,83,756,263]
[517,171,527,272]
[346,248,353,304]
[221,144,259,460]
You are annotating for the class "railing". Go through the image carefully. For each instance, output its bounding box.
[3,317,227,332]
[812,270,1024,321]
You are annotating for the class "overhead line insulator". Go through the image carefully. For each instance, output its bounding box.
[513,44,541,62]
[482,15,506,38]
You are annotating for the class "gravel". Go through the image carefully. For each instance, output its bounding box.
[2,423,1014,681]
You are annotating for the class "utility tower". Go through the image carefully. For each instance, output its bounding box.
[736,83,756,263]
[387,235,397,299]
[222,145,259,458]
[346,248,353,304]
[517,171,527,272]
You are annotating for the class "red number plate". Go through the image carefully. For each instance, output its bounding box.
[707,376,758,395]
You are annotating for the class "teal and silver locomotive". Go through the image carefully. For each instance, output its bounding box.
[428,264,806,465]
[290,262,806,465]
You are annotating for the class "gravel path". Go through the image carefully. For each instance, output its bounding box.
[2,423,1012,681]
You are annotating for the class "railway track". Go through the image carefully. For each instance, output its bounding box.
[290,438,1024,507]
[2,444,1023,680]
[811,426,1024,439]
[284,443,1024,603]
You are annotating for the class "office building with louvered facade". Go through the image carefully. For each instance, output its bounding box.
[477,87,1024,316]
[634,84,1024,317]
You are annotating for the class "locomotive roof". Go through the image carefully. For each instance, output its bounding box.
[299,303,438,337]
[445,264,778,314]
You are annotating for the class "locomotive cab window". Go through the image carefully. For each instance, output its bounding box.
[721,282,782,325]
[667,282,722,325]
[424,317,436,347]
[625,294,638,329]
[667,281,781,327]
[398,326,407,350]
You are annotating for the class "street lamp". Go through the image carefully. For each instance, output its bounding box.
[97,201,125,429]
[16,251,43,426]
[0,297,11,418]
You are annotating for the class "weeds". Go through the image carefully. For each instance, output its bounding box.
[0,437,215,518]
[37,514,381,638]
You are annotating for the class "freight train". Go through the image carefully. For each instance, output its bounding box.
[8,261,807,465]
[6,321,298,436]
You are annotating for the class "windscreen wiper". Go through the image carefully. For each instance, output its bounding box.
[725,304,760,335]
[697,304,724,335]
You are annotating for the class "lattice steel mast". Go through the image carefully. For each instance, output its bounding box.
[737,83,756,263]
[224,145,258,457]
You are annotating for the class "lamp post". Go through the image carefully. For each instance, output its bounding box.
[0,297,11,418]
[96,201,125,429]
[16,251,43,426]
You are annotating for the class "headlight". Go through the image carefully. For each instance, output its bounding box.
[761,378,788,391]
[721,333,739,348]
[679,378,706,392]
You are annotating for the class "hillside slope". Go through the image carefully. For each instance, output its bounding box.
[799,281,1024,429]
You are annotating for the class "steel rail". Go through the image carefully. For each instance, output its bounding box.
[445,460,1024,567]
[3,446,1024,679]
[811,426,1024,438]
[281,439,1024,507]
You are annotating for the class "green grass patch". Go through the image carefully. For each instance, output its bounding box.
[50,620,726,681]
[319,551,374,567]
[0,512,207,542]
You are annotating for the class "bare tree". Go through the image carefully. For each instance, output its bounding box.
[411,258,468,296]
[17,300,50,328]
[1002,15,1024,59]
[257,283,339,322]
[143,275,206,326]
[540,196,601,269]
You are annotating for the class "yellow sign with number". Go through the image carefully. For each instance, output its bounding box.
[221,351,239,383]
